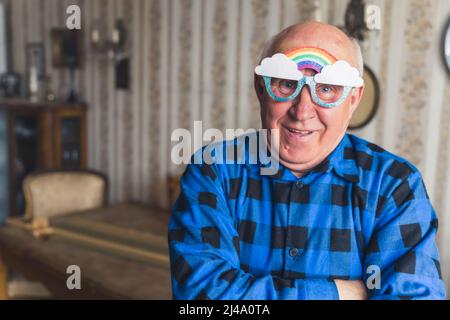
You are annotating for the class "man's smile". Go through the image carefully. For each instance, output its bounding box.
[282,125,318,142]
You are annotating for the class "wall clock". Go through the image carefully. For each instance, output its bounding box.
[349,65,380,130]
[444,18,450,73]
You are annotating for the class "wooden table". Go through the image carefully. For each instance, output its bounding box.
[0,203,172,299]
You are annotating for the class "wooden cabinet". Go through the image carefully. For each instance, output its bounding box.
[0,99,87,221]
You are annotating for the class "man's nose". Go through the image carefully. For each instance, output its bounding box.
[288,86,317,121]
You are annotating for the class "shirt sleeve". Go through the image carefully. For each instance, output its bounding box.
[168,160,339,300]
[363,170,446,300]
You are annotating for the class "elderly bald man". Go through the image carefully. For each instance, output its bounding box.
[168,22,446,300]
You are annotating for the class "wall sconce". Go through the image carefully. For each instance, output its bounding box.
[90,19,127,59]
[90,19,130,90]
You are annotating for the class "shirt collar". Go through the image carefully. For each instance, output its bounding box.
[255,133,360,183]
[325,134,360,183]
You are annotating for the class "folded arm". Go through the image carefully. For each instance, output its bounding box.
[168,161,340,300]
[363,171,446,300]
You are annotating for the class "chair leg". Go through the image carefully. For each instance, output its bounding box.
[0,253,8,300]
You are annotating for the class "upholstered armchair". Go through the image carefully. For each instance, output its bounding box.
[23,170,108,221]
[1,170,107,299]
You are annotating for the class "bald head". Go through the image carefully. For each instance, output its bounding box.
[261,22,364,75]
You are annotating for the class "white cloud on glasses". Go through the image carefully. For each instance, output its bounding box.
[254,53,304,81]
[314,60,364,87]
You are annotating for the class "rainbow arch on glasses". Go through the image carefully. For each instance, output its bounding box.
[285,47,337,73]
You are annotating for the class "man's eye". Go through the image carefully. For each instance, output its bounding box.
[320,86,333,93]
[281,80,295,89]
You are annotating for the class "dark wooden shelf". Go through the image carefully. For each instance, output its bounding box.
[0,98,87,111]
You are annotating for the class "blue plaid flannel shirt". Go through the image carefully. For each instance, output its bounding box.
[168,132,446,300]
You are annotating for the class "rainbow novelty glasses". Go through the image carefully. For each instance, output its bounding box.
[255,48,364,108]
[262,75,352,108]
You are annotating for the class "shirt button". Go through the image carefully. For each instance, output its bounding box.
[295,180,304,189]
[289,247,299,257]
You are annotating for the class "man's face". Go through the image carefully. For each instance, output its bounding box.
[257,67,363,174]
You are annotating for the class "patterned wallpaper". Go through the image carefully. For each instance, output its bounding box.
[396,0,432,167]
[5,0,450,292]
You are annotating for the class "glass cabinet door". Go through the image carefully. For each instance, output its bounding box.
[13,115,38,216]
[60,116,82,168]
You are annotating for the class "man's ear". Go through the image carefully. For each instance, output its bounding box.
[349,85,364,115]
[254,74,264,102]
